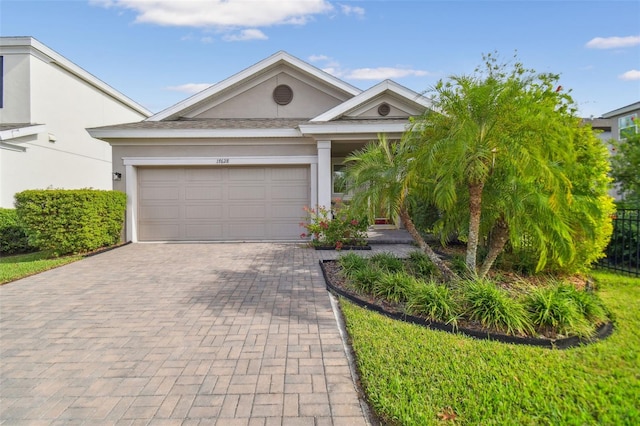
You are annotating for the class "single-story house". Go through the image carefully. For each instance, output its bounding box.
[0,37,151,208]
[89,51,432,243]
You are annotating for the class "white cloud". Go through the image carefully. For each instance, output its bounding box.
[619,69,640,81]
[200,36,214,43]
[339,3,365,18]
[346,67,430,80]
[91,0,333,28]
[223,29,268,41]
[586,35,640,49]
[166,83,213,94]
[309,54,330,62]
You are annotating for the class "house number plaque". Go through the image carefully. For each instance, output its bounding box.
[216,158,230,164]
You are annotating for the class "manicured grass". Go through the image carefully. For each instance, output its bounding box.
[340,270,640,425]
[0,251,82,285]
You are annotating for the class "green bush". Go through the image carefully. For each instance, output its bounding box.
[0,208,36,255]
[15,189,126,256]
[462,280,533,335]
[350,267,383,294]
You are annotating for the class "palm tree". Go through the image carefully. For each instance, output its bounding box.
[409,54,576,275]
[345,134,459,282]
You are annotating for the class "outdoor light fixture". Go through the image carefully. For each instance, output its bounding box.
[112,172,122,181]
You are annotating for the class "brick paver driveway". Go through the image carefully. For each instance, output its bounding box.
[1,243,413,425]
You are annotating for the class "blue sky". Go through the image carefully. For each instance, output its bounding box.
[2,0,639,118]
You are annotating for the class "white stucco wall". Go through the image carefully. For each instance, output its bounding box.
[0,40,148,207]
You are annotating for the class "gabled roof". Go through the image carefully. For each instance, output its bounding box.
[601,101,640,118]
[0,123,47,152]
[311,80,432,122]
[0,37,152,117]
[148,51,362,122]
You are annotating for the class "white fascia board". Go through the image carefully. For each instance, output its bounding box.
[88,128,302,139]
[123,155,318,166]
[299,122,410,135]
[601,101,640,118]
[311,80,431,122]
[0,37,151,117]
[148,51,362,122]
[0,124,47,141]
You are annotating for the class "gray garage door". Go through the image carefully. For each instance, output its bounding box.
[137,166,309,241]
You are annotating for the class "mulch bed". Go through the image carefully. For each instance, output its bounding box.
[320,259,614,349]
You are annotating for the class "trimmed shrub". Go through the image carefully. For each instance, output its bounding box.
[0,208,36,255]
[15,189,126,256]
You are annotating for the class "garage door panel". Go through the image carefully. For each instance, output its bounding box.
[185,186,222,200]
[228,186,266,200]
[227,223,266,239]
[229,168,265,181]
[140,205,180,220]
[138,166,309,241]
[185,223,223,239]
[186,168,223,181]
[139,223,181,241]
[141,186,180,200]
[228,204,266,218]
[185,205,223,219]
[271,167,307,181]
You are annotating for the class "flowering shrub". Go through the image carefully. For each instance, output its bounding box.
[300,200,368,249]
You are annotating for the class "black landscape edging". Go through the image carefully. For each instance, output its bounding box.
[314,245,372,251]
[320,260,614,350]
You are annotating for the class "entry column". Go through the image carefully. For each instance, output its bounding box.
[317,140,332,210]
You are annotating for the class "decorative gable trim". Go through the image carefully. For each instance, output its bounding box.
[148,51,362,122]
[311,80,431,122]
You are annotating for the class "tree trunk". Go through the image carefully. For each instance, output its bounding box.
[478,219,509,279]
[466,181,485,275]
[399,208,459,284]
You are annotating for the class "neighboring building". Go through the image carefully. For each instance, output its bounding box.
[0,37,151,208]
[601,101,639,141]
[89,51,431,242]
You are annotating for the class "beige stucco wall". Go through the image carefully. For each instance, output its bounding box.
[0,49,148,207]
[193,71,346,119]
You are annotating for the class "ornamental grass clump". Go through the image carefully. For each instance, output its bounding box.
[406,250,437,279]
[337,252,369,279]
[373,271,417,304]
[370,252,405,273]
[525,284,599,337]
[463,279,534,336]
[350,267,383,294]
[406,280,460,326]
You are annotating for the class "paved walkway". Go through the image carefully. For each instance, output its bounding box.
[0,243,414,425]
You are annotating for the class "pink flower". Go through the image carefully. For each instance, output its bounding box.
[300,233,307,239]
[335,241,343,250]
[350,219,359,226]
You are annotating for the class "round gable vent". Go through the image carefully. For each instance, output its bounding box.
[273,85,293,105]
[378,103,391,116]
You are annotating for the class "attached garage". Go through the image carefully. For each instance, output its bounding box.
[137,165,309,241]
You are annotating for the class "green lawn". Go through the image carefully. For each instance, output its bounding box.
[340,270,640,425]
[0,251,82,285]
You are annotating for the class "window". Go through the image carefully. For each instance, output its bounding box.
[333,164,347,194]
[618,113,637,140]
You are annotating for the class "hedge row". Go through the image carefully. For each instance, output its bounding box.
[0,208,35,255]
[14,189,126,256]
